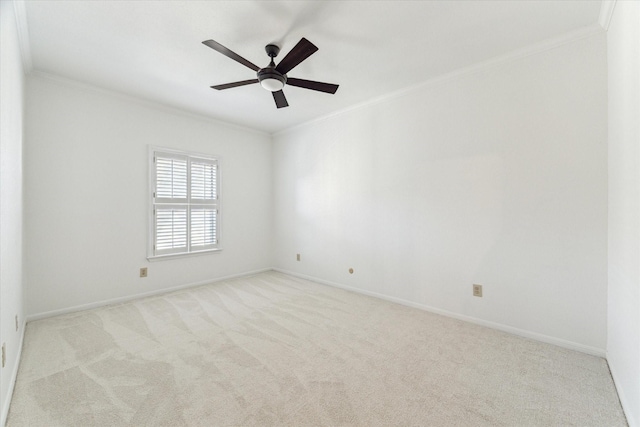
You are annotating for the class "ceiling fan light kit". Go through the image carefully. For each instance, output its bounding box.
[259,76,285,92]
[203,37,339,109]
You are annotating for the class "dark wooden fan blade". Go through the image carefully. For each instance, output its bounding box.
[211,79,259,90]
[286,78,339,94]
[202,40,260,72]
[272,90,289,108]
[275,38,318,75]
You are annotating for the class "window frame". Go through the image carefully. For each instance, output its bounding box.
[147,146,222,260]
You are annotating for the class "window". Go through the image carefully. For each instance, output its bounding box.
[149,148,220,258]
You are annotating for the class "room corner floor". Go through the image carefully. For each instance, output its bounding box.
[7,271,626,426]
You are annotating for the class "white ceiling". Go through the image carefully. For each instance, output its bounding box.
[20,1,603,133]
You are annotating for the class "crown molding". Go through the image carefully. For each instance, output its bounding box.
[12,0,33,72]
[598,0,616,31]
[275,24,604,137]
[29,70,270,137]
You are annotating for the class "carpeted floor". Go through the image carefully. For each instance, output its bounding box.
[7,271,626,426]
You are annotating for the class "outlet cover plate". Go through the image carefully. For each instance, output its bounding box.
[473,284,483,297]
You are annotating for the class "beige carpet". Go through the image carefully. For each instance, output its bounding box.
[7,271,626,426]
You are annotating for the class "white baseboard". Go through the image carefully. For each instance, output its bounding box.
[273,268,606,358]
[1,319,26,427]
[26,268,272,322]
[25,266,609,358]
[608,357,637,427]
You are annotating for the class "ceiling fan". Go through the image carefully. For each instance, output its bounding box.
[202,37,339,109]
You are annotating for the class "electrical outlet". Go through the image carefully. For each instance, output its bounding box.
[473,284,483,297]
[15,315,18,332]
[140,267,148,278]
[296,254,300,261]
[2,343,5,368]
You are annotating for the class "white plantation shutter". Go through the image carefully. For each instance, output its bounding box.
[155,155,188,202]
[190,207,217,248]
[151,150,220,257]
[155,206,188,253]
[190,159,217,201]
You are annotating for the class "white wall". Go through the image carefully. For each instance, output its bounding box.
[24,74,272,316]
[607,1,640,425]
[0,0,25,425]
[273,33,608,353]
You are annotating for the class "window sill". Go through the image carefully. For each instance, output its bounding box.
[147,248,222,262]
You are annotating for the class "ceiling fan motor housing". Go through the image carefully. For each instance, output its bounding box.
[257,67,287,91]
